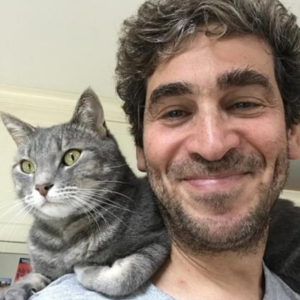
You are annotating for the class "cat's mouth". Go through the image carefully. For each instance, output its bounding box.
[35,196,65,208]
[36,200,75,219]
[42,198,65,205]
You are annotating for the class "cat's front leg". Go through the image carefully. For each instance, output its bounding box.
[0,273,51,300]
[74,243,168,297]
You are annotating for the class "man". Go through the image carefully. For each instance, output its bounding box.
[30,0,300,299]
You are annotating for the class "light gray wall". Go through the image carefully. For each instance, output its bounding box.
[0,0,298,98]
[0,0,145,97]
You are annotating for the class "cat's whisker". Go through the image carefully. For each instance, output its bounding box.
[61,180,134,191]
[77,194,129,228]
[0,203,31,252]
[0,197,19,203]
[73,188,132,208]
[0,209,26,246]
[74,194,117,224]
[57,187,79,192]
[71,194,101,213]
[71,196,109,229]
[52,187,132,213]
[72,189,134,213]
[76,187,135,203]
[95,180,134,185]
[101,189,135,203]
[78,193,136,214]
[6,204,32,243]
[2,202,31,228]
[0,201,20,213]
[0,199,26,219]
[84,207,107,231]
[24,198,36,206]
[56,191,109,227]
[96,198,135,213]
[67,197,93,223]
[0,195,32,214]
[106,163,128,169]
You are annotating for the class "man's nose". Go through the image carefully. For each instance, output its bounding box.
[186,111,241,161]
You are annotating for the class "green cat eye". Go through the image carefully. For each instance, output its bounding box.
[21,160,35,174]
[63,149,81,166]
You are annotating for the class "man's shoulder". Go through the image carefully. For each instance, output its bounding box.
[263,265,300,300]
[29,274,174,300]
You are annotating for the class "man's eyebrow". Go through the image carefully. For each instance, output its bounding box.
[149,82,195,105]
[217,68,274,94]
[148,69,274,107]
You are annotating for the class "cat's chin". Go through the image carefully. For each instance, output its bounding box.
[35,202,77,219]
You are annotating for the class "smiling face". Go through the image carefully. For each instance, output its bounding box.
[137,33,300,253]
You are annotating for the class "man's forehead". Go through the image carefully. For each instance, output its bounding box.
[146,33,277,101]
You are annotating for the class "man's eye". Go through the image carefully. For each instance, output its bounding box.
[231,102,259,110]
[227,100,264,117]
[164,110,185,118]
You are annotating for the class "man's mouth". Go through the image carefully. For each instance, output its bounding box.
[182,172,251,190]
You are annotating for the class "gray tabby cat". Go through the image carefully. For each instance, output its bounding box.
[0,89,169,300]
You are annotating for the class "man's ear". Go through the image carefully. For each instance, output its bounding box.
[288,124,300,160]
[136,147,147,172]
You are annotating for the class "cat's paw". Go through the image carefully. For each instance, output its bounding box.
[0,273,51,300]
[0,286,31,300]
[74,265,109,284]
[74,256,147,296]
[74,265,113,294]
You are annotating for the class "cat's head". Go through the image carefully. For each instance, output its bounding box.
[1,88,126,220]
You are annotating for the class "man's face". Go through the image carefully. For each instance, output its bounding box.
[137,33,300,254]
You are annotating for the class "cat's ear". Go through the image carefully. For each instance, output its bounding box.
[71,88,107,137]
[0,112,35,147]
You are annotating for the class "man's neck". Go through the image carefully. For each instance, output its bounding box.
[151,244,265,300]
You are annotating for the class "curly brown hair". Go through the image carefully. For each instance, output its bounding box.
[115,0,300,148]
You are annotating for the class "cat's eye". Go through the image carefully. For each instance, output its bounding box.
[63,149,81,166]
[21,160,35,174]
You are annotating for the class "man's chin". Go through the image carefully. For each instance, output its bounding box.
[182,188,245,216]
[159,190,271,255]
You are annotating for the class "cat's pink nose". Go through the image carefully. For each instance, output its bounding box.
[35,184,54,197]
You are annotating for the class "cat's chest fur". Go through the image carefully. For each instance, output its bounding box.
[28,216,123,278]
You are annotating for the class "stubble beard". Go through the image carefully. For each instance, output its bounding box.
[146,150,289,255]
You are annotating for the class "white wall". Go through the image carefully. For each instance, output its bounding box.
[281,190,300,206]
[0,0,144,97]
[0,0,298,97]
